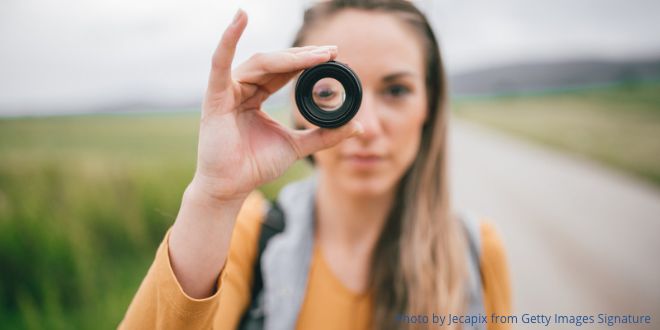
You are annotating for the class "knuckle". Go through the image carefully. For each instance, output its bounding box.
[249,52,266,63]
[211,55,224,70]
[291,141,304,160]
[284,52,298,64]
[318,129,332,147]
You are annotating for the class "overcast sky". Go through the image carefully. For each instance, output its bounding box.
[1,0,659,115]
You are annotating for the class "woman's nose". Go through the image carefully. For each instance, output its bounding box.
[353,91,382,139]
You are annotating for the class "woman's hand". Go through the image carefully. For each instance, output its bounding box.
[168,10,362,299]
[191,9,363,203]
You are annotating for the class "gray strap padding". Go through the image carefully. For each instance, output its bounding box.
[261,175,317,330]
[460,211,486,329]
[260,174,485,330]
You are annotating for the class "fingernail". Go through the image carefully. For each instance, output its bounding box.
[232,8,243,25]
[310,48,330,56]
[319,45,338,54]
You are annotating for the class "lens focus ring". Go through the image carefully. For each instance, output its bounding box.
[295,61,362,128]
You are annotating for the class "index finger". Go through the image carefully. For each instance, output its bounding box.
[233,46,338,93]
[207,9,248,94]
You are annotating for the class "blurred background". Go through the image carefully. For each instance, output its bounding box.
[1,0,659,328]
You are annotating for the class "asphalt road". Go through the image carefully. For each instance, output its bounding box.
[449,118,660,329]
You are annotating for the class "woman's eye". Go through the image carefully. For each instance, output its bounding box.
[315,88,335,99]
[385,85,410,98]
[313,84,343,110]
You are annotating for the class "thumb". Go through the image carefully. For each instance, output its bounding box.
[290,121,364,158]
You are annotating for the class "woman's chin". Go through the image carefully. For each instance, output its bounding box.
[338,174,395,198]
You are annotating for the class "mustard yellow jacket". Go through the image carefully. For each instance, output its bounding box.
[120,191,512,329]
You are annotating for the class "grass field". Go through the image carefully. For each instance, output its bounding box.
[454,82,660,187]
[0,110,310,329]
[0,82,659,328]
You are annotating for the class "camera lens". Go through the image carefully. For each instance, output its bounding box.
[295,61,362,128]
[311,78,345,112]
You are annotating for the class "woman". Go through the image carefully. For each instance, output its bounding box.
[120,1,511,329]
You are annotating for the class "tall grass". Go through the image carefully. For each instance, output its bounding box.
[1,83,658,328]
[454,82,660,187]
[0,110,309,329]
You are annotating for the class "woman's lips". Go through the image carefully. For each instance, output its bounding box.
[343,154,385,169]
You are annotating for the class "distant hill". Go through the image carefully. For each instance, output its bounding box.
[5,57,660,117]
[449,57,660,97]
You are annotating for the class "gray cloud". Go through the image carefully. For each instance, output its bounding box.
[1,0,659,115]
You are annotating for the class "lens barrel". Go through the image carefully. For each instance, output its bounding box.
[295,61,362,128]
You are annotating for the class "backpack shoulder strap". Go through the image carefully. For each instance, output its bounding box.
[460,212,483,282]
[251,201,285,303]
[459,212,486,328]
[239,200,286,330]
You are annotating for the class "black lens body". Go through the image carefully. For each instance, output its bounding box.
[295,61,362,128]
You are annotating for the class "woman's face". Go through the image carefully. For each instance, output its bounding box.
[294,9,428,197]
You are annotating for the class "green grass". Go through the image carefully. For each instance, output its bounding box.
[453,82,660,187]
[1,82,659,328]
[0,109,310,329]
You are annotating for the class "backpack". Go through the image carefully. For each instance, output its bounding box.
[239,201,285,330]
[238,201,484,330]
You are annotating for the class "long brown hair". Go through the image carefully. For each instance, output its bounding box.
[292,1,468,329]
